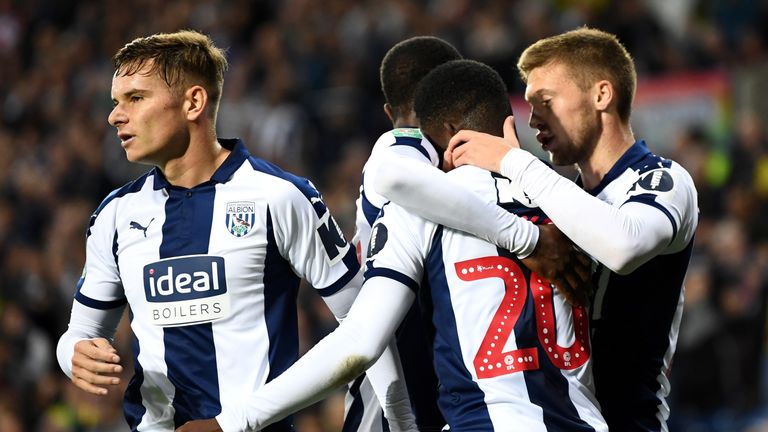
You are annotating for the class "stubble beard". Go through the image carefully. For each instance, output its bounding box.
[549,115,600,167]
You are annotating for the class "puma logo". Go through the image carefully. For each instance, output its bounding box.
[130,218,155,238]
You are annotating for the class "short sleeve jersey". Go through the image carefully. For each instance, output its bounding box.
[353,127,440,261]
[585,141,698,431]
[77,139,359,430]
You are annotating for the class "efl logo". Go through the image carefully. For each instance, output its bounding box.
[143,256,230,326]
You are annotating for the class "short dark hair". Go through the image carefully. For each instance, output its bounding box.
[114,30,228,117]
[518,27,636,122]
[380,36,462,118]
[415,60,511,135]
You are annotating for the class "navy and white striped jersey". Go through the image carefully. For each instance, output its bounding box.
[74,139,359,431]
[584,142,698,431]
[347,127,444,432]
[499,140,699,431]
[365,164,608,432]
[353,127,440,260]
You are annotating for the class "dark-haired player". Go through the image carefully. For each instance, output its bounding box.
[347,35,590,432]
[180,59,607,432]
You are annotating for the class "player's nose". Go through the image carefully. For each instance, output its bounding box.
[528,110,542,130]
[108,104,127,127]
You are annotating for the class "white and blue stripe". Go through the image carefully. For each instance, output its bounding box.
[364,166,608,431]
[584,141,697,431]
[347,128,444,432]
[78,139,358,431]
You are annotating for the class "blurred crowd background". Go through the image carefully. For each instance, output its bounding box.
[0,0,766,431]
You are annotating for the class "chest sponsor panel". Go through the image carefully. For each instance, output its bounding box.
[143,255,231,326]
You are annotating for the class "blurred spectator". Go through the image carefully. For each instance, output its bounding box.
[1,1,766,431]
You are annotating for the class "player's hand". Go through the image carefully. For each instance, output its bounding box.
[176,419,222,431]
[446,115,520,173]
[71,338,123,395]
[522,224,593,306]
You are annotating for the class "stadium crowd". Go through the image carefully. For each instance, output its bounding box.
[0,0,766,431]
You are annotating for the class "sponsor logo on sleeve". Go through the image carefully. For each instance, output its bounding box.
[226,201,255,237]
[367,223,388,259]
[628,169,675,194]
[311,195,348,265]
[143,255,230,326]
[495,176,537,208]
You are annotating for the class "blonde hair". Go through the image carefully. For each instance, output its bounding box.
[518,27,636,122]
[113,30,228,117]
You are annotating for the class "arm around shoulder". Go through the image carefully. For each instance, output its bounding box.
[375,153,539,258]
[499,150,688,274]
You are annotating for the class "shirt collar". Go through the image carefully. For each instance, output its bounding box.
[577,140,650,196]
[152,138,249,190]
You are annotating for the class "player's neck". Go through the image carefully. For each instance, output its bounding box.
[160,133,230,189]
[392,112,419,129]
[578,121,635,191]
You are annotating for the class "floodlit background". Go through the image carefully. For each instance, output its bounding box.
[0,1,766,431]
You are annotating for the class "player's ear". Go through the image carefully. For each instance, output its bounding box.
[383,103,395,123]
[184,85,208,121]
[593,80,613,112]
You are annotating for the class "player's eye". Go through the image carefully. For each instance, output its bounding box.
[130,95,143,102]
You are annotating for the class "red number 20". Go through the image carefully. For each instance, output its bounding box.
[455,256,590,379]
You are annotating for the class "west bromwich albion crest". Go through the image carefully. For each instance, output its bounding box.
[226,201,255,237]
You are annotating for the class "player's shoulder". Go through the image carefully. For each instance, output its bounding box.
[243,155,326,216]
[378,200,432,228]
[95,170,155,215]
[245,156,317,194]
[89,169,156,233]
[631,148,697,195]
[447,165,496,193]
[366,201,434,261]
[599,141,693,198]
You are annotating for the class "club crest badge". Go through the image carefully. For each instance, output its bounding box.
[225,201,255,237]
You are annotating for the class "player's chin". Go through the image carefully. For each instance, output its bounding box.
[124,150,155,166]
[548,149,577,167]
[124,150,139,162]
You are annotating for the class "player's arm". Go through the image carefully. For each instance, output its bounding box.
[500,152,694,274]
[374,152,592,304]
[374,152,539,258]
[314,272,418,432]
[56,199,127,395]
[57,302,125,395]
[449,117,697,274]
[265,182,417,429]
[177,277,416,432]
